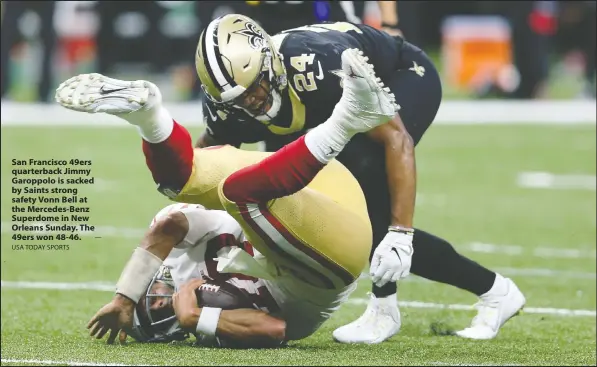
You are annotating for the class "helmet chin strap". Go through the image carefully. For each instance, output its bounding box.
[236,48,285,121]
[236,88,282,122]
[254,89,282,121]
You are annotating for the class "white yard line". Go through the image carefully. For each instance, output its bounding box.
[517,172,596,191]
[2,280,594,317]
[345,299,596,317]
[463,241,596,259]
[2,100,596,125]
[0,280,115,291]
[494,267,595,279]
[0,359,151,366]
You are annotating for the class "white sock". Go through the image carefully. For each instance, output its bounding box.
[377,293,398,308]
[120,104,174,144]
[304,117,353,164]
[483,273,508,298]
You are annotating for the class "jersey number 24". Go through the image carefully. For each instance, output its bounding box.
[288,22,362,92]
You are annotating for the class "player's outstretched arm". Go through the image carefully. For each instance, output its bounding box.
[367,107,416,287]
[115,210,189,303]
[87,209,190,344]
[367,116,416,230]
[173,279,286,348]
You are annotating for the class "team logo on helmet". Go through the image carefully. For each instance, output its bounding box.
[232,22,265,50]
[159,266,172,281]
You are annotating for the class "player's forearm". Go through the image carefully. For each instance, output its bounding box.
[378,1,398,26]
[178,307,286,347]
[384,132,416,228]
[114,212,189,303]
[139,211,189,260]
[368,118,416,228]
[217,309,286,346]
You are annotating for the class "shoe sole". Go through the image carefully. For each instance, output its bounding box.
[343,49,399,118]
[55,73,150,110]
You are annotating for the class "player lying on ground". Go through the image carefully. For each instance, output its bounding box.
[88,202,360,348]
[192,14,525,342]
[56,48,398,346]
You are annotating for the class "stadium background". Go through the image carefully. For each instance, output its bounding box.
[1,1,595,366]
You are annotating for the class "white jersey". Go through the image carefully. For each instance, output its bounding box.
[152,203,357,341]
[151,203,279,314]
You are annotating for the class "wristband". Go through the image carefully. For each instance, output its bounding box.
[388,225,414,236]
[115,247,163,303]
[381,22,400,30]
[196,307,222,337]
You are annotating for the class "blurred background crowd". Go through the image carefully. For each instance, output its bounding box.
[1,0,595,103]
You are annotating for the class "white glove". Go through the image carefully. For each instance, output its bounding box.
[369,229,414,287]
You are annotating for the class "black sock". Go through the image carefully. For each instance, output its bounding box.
[372,281,398,298]
[410,229,496,296]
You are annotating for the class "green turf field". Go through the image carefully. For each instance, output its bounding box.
[1,124,595,366]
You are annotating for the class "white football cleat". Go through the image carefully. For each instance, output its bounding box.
[455,276,525,340]
[334,48,400,135]
[333,293,401,344]
[54,73,162,117]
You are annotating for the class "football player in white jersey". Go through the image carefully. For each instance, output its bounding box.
[87,202,356,347]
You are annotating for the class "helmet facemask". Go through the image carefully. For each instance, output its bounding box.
[125,266,189,343]
[203,47,287,122]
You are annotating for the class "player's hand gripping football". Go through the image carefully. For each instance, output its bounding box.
[369,228,414,286]
[87,294,135,344]
[172,278,205,330]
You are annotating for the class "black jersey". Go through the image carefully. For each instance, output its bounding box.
[203,22,404,147]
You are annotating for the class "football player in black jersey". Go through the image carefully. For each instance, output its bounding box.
[194,14,525,343]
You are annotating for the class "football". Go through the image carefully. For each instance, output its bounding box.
[194,280,259,349]
[195,280,256,310]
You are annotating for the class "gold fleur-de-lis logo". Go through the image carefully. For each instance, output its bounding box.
[233,22,265,50]
[409,61,425,77]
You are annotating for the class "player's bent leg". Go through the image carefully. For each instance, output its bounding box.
[142,120,195,196]
[217,135,372,289]
[212,47,399,288]
[219,176,371,290]
[216,134,373,341]
[334,42,525,344]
